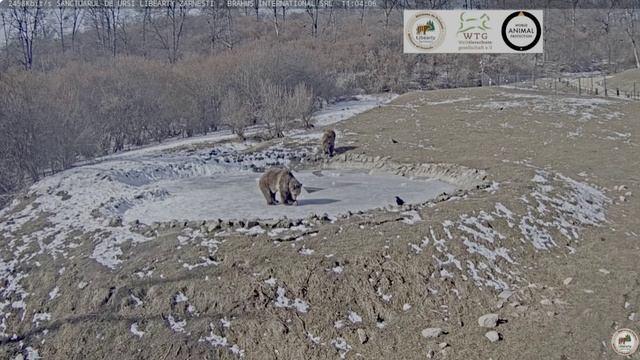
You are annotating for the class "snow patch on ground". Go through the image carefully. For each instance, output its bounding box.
[26,347,42,360]
[409,169,609,290]
[473,91,623,138]
[236,226,265,236]
[48,287,59,300]
[425,97,473,105]
[313,93,398,127]
[519,170,609,250]
[32,312,51,327]
[199,322,245,358]
[331,337,352,359]
[130,323,145,338]
[274,287,310,313]
[166,315,187,333]
[401,210,423,225]
[175,292,188,303]
[347,311,362,323]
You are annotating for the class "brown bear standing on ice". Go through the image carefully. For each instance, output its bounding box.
[258,168,303,205]
[320,129,336,157]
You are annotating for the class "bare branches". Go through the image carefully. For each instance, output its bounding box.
[290,83,315,129]
[149,0,188,64]
[381,0,401,27]
[221,90,252,140]
[87,1,121,57]
[306,0,320,36]
[10,2,43,70]
[204,0,233,54]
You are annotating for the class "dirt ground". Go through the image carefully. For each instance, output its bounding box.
[1,86,639,360]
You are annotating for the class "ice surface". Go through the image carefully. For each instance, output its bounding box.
[123,169,456,222]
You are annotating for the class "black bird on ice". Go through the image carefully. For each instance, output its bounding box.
[395,196,405,206]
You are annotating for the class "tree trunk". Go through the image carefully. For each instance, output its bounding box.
[58,7,65,53]
[273,6,279,37]
[632,38,640,69]
[626,8,640,69]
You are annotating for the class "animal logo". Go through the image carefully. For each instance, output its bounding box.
[258,168,303,206]
[619,334,632,345]
[457,12,491,34]
[611,328,639,356]
[405,12,446,51]
[416,20,435,35]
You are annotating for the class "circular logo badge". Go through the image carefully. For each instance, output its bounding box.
[406,12,446,50]
[611,328,639,356]
[501,11,541,51]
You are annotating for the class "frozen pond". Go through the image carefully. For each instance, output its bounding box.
[123,169,457,222]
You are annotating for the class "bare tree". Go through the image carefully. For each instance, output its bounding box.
[11,2,44,70]
[150,1,188,64]
[258,80,316,137]
[259,81,290,138]
[381,0,401,27]
[413,0,448,9]
[87,2,120,57]
[53,6,66,53]
[306,0,320,36]
[69,5,83,52]
[137,7,151,57]
[595,2,617,72]
[49,3,83,54]
[290,83,315,128]
[569,0,580,65]
[624,7,640,69]
[204,0,232,54]
[268,0,288,37]
[254,0,259,21]
[272,3,280,37]
[1,10,11,56]
[221,90,252,140]
[116,11,131,54]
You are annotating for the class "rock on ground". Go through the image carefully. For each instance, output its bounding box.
[478,313,499,328]
[485,330,500,343]
[421,327,443,339]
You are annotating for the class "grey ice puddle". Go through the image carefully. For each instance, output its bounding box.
[123,169,457,222]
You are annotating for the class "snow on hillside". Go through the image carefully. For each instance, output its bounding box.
[313,94,398,126]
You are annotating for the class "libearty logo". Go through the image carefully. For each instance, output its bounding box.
[611,328,639,356]
[406,12,446,50]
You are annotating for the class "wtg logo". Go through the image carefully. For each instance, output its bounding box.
[458,12,491,40]
[456,12,493,51]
